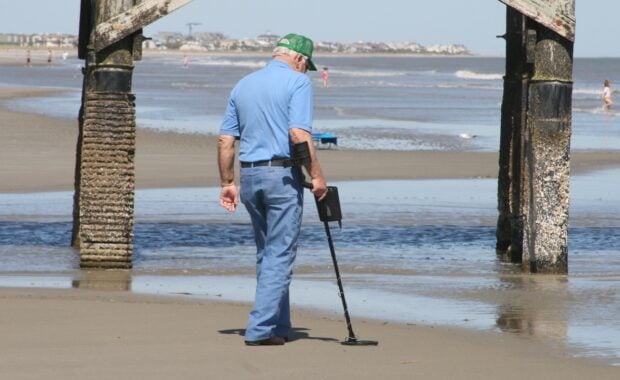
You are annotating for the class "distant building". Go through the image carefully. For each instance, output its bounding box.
[256,32,279,45]
[1,32,470,55]
[426,44,468,55]
[219,39,239,51]
[0,33,77,48]
[0,33,22,45]
[142,39,158,49]
[179,41,207,51]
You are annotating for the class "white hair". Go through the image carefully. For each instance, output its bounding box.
[272,46,305,59]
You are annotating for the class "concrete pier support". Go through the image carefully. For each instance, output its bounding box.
[73,0,139,268]
[497,1,575,273]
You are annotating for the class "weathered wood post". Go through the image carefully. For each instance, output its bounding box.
[496,0,575,273]
[74,0,191,268]
[496,6,530,264]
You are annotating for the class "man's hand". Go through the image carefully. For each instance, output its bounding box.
[219,184,238,212]
[311,177,328,201]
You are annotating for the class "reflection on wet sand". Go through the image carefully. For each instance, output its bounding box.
[496,274,569,342]
[72,269,132,292]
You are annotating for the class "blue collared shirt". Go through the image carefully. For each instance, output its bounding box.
[220,60,314,162]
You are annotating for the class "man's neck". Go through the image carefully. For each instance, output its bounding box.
[274,55,304,73]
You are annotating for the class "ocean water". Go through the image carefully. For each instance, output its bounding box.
[1,54,620,364]
[1,54,619,150]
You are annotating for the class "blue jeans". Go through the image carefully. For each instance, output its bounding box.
[240,166,303,341]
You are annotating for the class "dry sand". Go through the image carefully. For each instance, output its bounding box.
[1,287,618,380]
[1,86,620,378]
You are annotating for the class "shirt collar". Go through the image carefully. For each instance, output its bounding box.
[269,59,293,70]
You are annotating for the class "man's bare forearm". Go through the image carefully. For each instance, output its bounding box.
[218,135,236,186]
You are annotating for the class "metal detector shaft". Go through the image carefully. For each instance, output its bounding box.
[304,181,354,337]
[314,186,378,346]
[291,141,377,345]
[322,219,357,340]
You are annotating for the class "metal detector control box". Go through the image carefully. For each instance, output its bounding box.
[315,186,342,223]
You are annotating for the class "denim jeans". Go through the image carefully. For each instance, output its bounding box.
[240,165,303,341]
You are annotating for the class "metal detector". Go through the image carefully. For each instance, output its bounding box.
[315,188,378,346]
[287,142,378,346]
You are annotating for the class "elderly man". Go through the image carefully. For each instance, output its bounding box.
[218,33,328,346]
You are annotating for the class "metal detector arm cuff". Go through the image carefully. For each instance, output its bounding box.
[289,130,313,169]
[289,128,327,192]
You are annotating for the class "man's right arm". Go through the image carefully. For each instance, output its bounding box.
[218,134,238,212]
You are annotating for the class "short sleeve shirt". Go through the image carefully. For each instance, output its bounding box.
[220,60,314,162]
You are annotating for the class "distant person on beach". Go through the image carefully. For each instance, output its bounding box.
[218,33,327,346]
[47,50,53,67]
[602,79,612,110]
[25,50,31,67]
[321,67,329,88]
[183,54,189,68]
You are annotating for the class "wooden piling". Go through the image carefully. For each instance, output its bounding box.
[73,0,191,268]
[496,8,529,263]
[74,0,138,269]
[523,26,573,273]
[497,0,575,273]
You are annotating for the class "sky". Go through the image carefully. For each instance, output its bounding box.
[0,0,616,57]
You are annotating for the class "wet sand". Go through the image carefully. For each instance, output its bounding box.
[2,87,620,193]
[2,86,620,377]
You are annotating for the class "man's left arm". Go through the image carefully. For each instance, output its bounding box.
[290,128,327,200]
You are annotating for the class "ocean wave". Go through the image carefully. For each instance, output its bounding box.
[455,70,503,81]
[189,58,267,69]
[573,88,603,96]
[170,82,227,89]
[331,68,411,78]
[436,83,503,91]
[339,136,446,151]
[573,106,619,116]
[328,80,502,91]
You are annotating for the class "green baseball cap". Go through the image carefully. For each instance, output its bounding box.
[276,33,317,71]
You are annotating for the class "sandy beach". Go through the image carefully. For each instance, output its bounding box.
[0,286,617,380]
[2,86,620,193]
[2,85,620,378]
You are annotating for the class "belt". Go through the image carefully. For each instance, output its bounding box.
[240,159,288,168]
